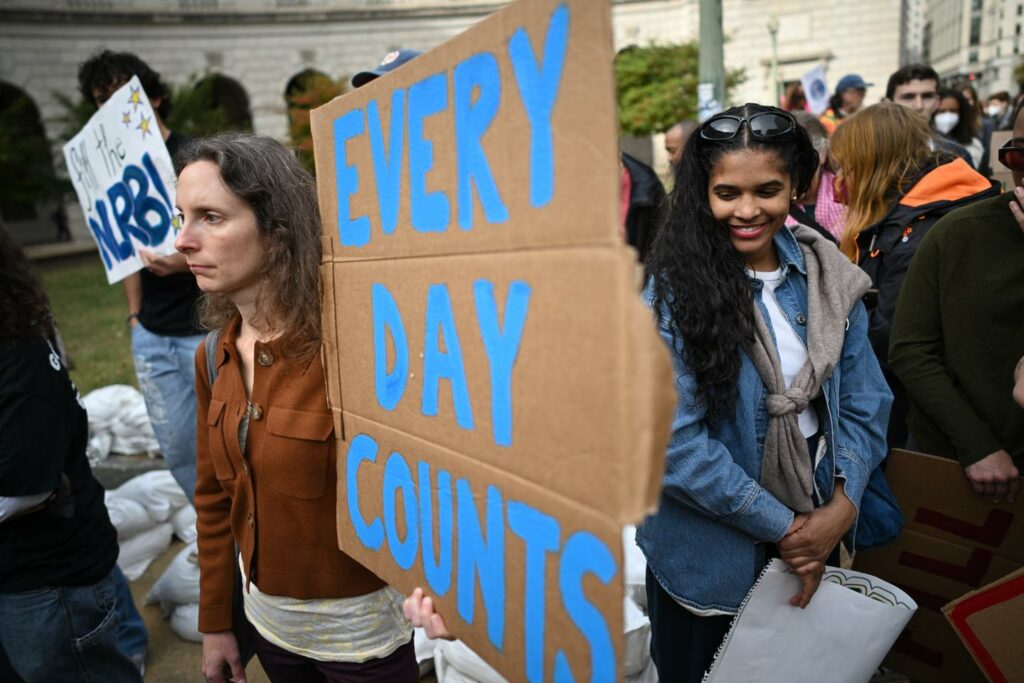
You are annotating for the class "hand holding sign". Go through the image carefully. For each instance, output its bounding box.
[62,76,179,284]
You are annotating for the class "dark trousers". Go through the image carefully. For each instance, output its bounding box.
[252,630,419,683]
[646,568,733,683]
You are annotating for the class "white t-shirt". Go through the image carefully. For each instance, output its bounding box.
[241,557,411,663]
[749,268,820,439]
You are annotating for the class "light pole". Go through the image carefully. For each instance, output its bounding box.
[767,15,780,107]
[698,0,725,121]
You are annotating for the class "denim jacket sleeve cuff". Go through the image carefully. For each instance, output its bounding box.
[834,446,869,511]
[729,481,795,543]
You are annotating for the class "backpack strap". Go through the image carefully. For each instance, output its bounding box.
[204,329,221,386]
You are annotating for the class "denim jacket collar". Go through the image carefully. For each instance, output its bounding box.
[773,227,808,278]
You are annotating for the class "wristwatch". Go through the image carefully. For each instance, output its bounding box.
[126,312,140,326]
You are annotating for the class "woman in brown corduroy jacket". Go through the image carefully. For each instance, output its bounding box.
[174,133,418,683]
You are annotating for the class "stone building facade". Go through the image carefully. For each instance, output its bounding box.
[0,0,906,242]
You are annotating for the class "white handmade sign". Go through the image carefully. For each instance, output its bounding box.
[63,76,179,283]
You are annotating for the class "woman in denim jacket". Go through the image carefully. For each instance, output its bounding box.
[638,104,893,682]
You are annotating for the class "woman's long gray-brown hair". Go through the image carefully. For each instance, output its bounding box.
[174,133,322,358]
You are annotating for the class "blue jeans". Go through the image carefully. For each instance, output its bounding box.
[131,323,204,503]
[0,568,142,683]
[111,564,147,659]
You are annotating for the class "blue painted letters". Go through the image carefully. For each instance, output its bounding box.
[334,108,372,247]
[408,73,451,232]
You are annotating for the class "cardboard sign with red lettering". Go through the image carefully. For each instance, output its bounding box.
[309,1,676,680]
[943,567,1024,683]
[855,450,1024,683]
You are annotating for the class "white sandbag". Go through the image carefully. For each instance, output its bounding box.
[146,541,200,614]
[627,658,659,683]
[434,640,508,683]
[170,603,203,642]
[623,525,647,610]
[110,470,188,523]
[414,628,438,676]
[118,522,174,580]
[622,595,652,677]
[82,385,159,458]
[86,430,112,465]
[104,493,157,541]
[171,504,197,543]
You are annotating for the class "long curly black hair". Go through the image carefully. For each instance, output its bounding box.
[646,103,819,422]
[0,221,54,342]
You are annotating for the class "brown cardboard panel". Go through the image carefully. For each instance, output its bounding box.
[336,416,625,683]
[882,608,987,683]
[329,248,673,522]
[884,450,1024,564]
[855,529,1021,615]
[311,1,677,679]
[310,0,620,261]
[943,566,1024,683]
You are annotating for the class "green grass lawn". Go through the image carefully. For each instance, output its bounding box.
[40,257,137,394]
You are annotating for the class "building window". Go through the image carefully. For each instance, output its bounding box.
[969,49,978,63]
[971,0,983,9]
[970,16,982,45]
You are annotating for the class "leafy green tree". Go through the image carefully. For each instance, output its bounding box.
[286,72,346,173]
[615,42,744,135]
[0,87,67,219]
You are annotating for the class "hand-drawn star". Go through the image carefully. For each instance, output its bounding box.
[137,114,153,138]
[122,110,132,128]
[128,85,143,111]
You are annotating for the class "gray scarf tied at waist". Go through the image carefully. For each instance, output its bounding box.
[747,226,871,513]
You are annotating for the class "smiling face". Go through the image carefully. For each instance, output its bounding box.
[708,148,793,272]
[173,160,264,306]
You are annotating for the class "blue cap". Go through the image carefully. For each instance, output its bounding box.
[836,74,872,93]
[351,49,422,88]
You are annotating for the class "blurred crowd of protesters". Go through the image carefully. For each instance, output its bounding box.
[1,36,1022,683]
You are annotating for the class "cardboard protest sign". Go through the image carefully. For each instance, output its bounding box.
[943,566,1024,683]
[310,0,676,680]
[62,76,178,283]
[854,450,1024,682]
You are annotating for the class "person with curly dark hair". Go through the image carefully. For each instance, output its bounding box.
[636,104,893,681]
[77,50,206,505]
[0,223,142,683]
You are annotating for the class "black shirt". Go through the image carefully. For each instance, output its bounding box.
[0,337,118,591]
[138,131,204,336]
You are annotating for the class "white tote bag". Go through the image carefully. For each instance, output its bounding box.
[703,558,916,683]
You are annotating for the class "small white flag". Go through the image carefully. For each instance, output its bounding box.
[801,65,830,116]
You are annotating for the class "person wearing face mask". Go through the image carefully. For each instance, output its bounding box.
[986,91,1015,131]
[934,89,985,172]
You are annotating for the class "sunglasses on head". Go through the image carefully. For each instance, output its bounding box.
[700,112,797,141]
[998,139,1024,172]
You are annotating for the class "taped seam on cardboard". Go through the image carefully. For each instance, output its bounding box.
[321,240,624,264]
[320,235,346,440]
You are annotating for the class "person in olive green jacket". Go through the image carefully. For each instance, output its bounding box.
[889,99,1024,505]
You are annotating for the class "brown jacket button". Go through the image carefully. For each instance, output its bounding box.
[248,402,263,420]
[257,350,274,366]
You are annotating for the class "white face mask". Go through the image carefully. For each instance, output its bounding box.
[934,111,959,135]
[987,103,1005,118]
